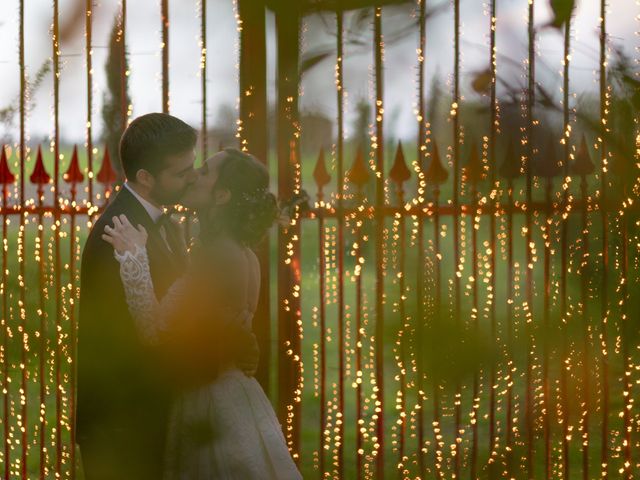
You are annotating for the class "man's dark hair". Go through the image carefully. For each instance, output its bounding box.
[119,113,197,180]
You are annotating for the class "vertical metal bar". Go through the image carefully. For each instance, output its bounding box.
[452,1,462,475]
[335,11,345,478]
[355,180,365,478]
[69,175,79,480]
[525,1,536,476]
[120,0,128,131]
[192,0,204,262]
[86,0,94,204]
[623,12,640,472]
[543,173,552,480]
[19,2,25,255]
[560,14,572,480]
[579,167,590,480]
[415,1,426,473]
[79,5,94,471]
[53,0,64,475]
[161,0,169,113]
[620,182,634,480]
[504,158,515,476]
[237,0,269,394]
[598,1,610,475]
[432,173,442,480]
[621,184,630,480]
[275,7,302,459]
[1,174,10,480]
[348,148,369,479]
[425,142,447,479]
[317,179,327,477]
[373,8,385,478]
[470,167,479,480]
[18,0,26,476]
[336,10,346,477]
[393,160,407,477]
[37,182,46,480]
[200,0,207,161]
[488,0,498,462]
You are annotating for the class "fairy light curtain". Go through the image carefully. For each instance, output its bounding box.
[0,0,638,478]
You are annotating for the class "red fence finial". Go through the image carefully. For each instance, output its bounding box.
[347,145,370,188]
[0,146,15,185]
[313,147,331,192]
[64,145,85,184]
[571,136,594,177]
[424,141,448,185]
[389,141,411,185]
[465,142,484,184]
[96,147,117,186]
[30,145,51,185]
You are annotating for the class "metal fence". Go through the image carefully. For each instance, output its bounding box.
[1,0,639,479]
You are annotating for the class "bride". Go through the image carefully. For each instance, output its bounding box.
[102,148,301,479]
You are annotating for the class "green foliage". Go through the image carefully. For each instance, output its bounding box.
[607,48,640,181]
[100,14,130,178]
[548,0,575,29]
[0,60,51,139]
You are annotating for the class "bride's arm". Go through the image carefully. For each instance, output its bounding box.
[114,244,186,345]
[103,214,187,345]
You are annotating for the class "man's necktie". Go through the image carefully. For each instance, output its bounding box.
[156,213,174,253]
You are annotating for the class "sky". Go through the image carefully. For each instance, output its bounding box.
[0,0,636,146]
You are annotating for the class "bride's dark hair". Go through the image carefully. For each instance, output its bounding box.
[201,148,278,247]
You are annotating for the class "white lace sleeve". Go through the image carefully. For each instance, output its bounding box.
[114,244,186,345]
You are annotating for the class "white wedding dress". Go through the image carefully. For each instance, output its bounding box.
[115,245,302,480]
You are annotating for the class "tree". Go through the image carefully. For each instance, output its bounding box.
[101,14,130,179]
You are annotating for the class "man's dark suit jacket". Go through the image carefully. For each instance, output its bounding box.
[76,186,188,480]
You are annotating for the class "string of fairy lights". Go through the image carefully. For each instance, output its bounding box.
[0,0,639,478]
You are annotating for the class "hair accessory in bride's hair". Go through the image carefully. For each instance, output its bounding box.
[239,187,271,213]
[277,190,310,227]
[241,187,268,202]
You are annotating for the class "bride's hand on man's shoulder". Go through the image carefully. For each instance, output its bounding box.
[102,214,148,255]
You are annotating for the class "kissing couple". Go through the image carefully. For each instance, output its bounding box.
[76,113,301,480]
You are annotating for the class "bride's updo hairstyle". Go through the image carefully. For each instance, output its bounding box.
[205,148,278,247]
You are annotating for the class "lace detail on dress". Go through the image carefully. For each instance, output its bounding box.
[114,245,187,345]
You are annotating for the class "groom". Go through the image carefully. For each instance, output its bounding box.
[76,113,258,480]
